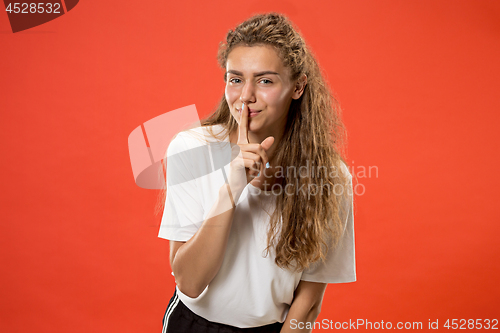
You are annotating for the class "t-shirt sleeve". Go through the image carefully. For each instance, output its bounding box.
[300,167,356,284]
[158,132,204,241]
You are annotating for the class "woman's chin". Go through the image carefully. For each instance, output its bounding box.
[248,121,264,133]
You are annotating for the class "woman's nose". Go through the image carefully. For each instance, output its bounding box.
[239,81,256,103]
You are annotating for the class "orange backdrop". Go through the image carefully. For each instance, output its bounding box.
[1,0,499,332]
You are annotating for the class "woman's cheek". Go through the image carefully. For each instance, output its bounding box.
[226,87,240,104]
[261,89,283,108]
[225,88,237,113]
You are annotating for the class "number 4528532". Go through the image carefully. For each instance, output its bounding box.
[443,319,498,330]
[5,3,61,14]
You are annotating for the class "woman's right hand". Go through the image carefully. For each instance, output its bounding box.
[227,102,274,202]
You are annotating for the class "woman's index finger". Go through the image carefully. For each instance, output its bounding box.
[238,102,249,144]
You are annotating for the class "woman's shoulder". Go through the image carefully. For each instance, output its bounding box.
[166,124,229,158]
[338,160,352,180]
[175,124,228,144]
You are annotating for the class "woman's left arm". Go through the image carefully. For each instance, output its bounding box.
[280,280,328,333]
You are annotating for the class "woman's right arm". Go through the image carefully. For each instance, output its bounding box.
[169,183,236,298]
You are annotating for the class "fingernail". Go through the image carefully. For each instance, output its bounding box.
[266,162,270,169]
[257,172,260,177]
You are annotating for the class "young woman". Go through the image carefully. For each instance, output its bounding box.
[159,12,355,333]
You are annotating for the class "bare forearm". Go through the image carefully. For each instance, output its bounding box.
[172,184,236,297]
[280,281,326,333]
[280,307,321,333]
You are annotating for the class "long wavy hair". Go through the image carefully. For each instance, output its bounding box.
[159,12,352,272]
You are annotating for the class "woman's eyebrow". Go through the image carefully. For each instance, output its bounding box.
[226,70,280,77]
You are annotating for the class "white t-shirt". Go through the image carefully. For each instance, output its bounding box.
[158,124,356,328]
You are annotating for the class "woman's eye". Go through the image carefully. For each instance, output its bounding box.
[228,78,272,84]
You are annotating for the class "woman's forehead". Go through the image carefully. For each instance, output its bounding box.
[226,45,285,72]
[226,45,293,81]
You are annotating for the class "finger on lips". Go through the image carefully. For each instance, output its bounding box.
[237,101,272,179]
[238,102,249,144]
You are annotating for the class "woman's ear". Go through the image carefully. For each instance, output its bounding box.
[292,73,307,100]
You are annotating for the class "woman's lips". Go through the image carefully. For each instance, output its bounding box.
[238,108,261,117]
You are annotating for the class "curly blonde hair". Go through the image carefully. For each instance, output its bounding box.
[196,12,352,271]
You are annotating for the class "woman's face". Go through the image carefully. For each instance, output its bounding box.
[225,45,302,135]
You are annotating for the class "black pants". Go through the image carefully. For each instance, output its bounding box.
[162,290,284,333]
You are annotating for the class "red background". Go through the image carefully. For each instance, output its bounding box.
[1,0,499,332]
